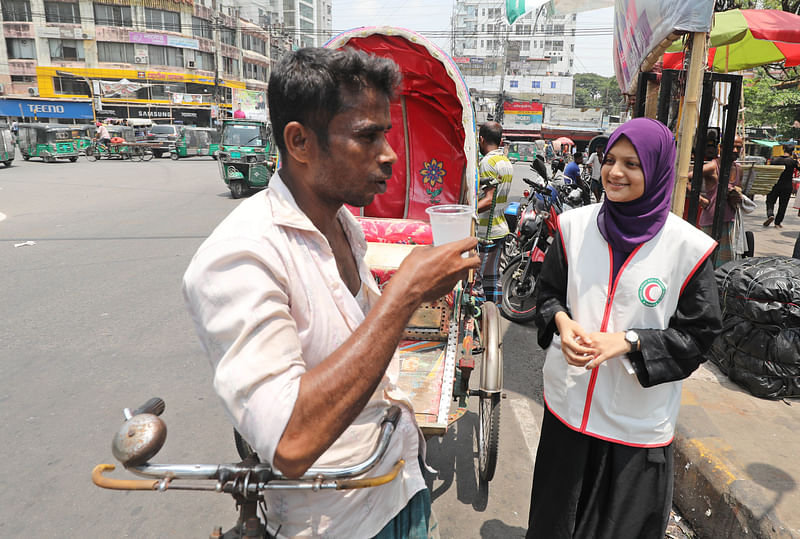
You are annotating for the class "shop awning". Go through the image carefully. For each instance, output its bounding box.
[750,139,784,147]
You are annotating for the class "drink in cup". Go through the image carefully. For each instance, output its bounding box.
[425,204,474,255]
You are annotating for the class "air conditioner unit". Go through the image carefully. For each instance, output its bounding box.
[187,60,196,69]
[28,87,39,96]
[134,56,148,64]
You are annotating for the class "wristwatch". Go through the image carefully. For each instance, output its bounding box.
[624,330,641,353]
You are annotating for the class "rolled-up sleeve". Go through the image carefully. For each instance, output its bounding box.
[183,237,305,466]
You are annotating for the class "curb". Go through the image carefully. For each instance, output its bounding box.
[673,422,797,539]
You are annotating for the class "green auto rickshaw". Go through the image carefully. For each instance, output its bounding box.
[170,126,221,160]
[16,123,79,162]
[506,141,538,163]
[69,124,95,154]
[0,123,15,167]
[217,119,277,199]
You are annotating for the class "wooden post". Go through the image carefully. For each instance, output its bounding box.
[671,32,708,216]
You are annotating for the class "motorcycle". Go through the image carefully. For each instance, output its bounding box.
[499,180,561,323]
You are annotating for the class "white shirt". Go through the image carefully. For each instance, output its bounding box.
[183,172,425,538]
[587,152,602,180]
[96,125,110,139]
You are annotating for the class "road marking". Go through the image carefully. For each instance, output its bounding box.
[509,397,541,462]
[0,212,6,223]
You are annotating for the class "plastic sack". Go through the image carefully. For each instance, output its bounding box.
[708,256,800,399]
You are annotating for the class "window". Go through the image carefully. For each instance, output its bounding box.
[94,3,132,26]
[192,16,212,39]
[45,1,80,23]
[53,76,90,96]
[243,61,268,81]
[6,38,36,59]
[299,2,313,20]
[97,41,134,63]
[551,81,557,89]
[49,39,85,60]
[194,51,214,70]
[521,42,530,51]
[220,27,236,46]
[510,80,518,88]
[145,8,180,32]
[2,0,31,21]
[242,34,266,55]
[532,81,541,89]
[222,56,239,76]
[147,44,184,67]
[11,75,36,82]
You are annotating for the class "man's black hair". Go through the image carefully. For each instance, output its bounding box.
[479,122,503,146]
[267,47,402,157]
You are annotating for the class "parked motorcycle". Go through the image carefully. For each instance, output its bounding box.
[500,180,561,322]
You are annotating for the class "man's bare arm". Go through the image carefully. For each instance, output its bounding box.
[273,237,479,478]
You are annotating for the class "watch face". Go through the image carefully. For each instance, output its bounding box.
[625,330,639,343]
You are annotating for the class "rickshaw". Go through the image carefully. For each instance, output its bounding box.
[217,119,277,199]
[86,125,152,161]
[16,123,78,162]
[170,126,221,160]
[69,124,94,154]
[0,123,14,167]
[92,27,503,537]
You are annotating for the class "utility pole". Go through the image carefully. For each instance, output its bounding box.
[496,19,509,124]
[212,0,221,126]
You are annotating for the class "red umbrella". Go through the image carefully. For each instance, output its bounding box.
[552,136,575,147]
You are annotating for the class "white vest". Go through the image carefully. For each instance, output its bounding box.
[543,205,716,446]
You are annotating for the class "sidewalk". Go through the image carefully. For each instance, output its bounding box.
[674,194,800,539]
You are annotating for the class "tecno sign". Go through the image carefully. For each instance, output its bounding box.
[27,104,65,114]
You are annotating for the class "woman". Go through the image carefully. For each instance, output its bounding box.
[526,118,723,539]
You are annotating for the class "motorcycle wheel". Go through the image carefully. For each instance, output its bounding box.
[501,234,520,267]
[500,254,540,323]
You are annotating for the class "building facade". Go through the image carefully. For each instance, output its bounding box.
[0,0,331,124]
[451,0,578,129]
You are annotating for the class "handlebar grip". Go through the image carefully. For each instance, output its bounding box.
[132,398,165,417]
[383,405,401,428]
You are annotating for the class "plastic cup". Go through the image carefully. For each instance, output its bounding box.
[425,204,474,254]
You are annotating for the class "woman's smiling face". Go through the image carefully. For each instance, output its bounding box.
[601,135,645,203]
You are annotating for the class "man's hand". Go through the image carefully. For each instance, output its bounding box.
[386,237,480,304]
[554,311,595,367]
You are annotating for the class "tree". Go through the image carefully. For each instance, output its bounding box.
[574,73,623,115]
[743,68,800,136]
[715,0,799,13]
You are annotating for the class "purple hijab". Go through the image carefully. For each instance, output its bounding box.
[597,117,676,253]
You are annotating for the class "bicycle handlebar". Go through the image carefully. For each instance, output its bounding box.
[94,403,404,493]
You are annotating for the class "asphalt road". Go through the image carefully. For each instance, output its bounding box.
[0,153,547,538]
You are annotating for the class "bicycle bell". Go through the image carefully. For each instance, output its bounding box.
[112,412,167,467]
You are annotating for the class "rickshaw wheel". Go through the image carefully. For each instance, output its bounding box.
[69,156,77,162]
[85,147,98,162]
[141,149,154,162]
[170,152,179,160]
[22,154,30,161]
[230,180,246,199]
[478,302,502,483]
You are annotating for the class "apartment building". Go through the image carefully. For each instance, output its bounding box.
[451,1,577,107]
[0,0,331,124]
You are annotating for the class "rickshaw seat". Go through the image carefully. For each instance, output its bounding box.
[357,217,432,245]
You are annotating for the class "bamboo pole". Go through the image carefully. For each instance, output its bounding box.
[671,32,708,216]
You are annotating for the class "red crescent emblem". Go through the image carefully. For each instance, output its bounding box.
[644,283,661,303]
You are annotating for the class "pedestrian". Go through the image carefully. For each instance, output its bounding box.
[587,147,604,202]
[526,117,722,539]
[563,151,583,185]
[698,134,743,267]
[476,121,514,304]
[183,47,479,537]
[764,145,798,228]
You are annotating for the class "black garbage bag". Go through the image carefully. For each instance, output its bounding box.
[708,256,800,399]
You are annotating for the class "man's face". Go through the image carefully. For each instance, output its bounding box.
[733,136,743,159]
[312,87,397,208]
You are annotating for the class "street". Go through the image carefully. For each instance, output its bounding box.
[0,155,547,538]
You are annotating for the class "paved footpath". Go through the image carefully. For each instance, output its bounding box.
[674,194,800,539]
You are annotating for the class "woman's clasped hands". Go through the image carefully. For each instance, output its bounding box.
[554,311,633,371]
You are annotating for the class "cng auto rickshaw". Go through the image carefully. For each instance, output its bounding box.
[217,119,277,198]
[170,126,221,160]
[506,141,538,163]
[69,124,95,154]
[16,123,78,162]
[0,123,15,167]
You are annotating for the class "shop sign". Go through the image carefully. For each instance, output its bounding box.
[129,32,167,46]
[0,98,93,119]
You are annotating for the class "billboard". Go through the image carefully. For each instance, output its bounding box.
[502,101,543,131]
[543,106,604,130]
[613,0,714,94]
[231,88,267,122]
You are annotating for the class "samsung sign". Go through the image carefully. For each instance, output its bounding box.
[0,99,93,119]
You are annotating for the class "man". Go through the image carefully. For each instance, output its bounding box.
[476,121,514,304]
[765,145,798,228]
[95,122,111,148]
[233,102,246,119]
[183,47,478,537]
[586,147,604,202]
[699,134,743,266]
[563,152,583,185]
